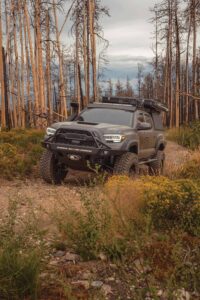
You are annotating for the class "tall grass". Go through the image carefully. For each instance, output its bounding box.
[167,121,200,150]
[0,197,45,299]
[176,151,200,181]
[53,175,200,296]
[0,129,44,179]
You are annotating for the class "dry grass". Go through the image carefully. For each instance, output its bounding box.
[165,150,200,180]
[0,129,44,179]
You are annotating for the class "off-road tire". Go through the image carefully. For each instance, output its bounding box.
[113,153,139,177]
[40,150,68,184]
[149,150,165,176]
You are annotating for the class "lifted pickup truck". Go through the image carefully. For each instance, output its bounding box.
[40,97,168,184]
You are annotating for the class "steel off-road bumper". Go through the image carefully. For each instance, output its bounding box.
[42,141,125,171]
[42,141,125,157]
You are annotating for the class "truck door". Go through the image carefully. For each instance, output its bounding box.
[136,112,149,158]
[144,112,156,153]
[136,111,155,159]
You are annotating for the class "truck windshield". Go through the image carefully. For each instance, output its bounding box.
[77,108,133,127]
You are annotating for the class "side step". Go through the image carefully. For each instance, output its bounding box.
[139,159,158,175]
[138,158,157,165]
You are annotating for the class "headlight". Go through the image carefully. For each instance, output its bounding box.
[104,134,126,143]
[46,127,56,136]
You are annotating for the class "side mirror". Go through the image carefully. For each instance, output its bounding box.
[67,102,80,121]
[137,122,152,130]
[70,102,79,113]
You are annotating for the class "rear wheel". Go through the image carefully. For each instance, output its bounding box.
[40,150,68,184]
[113,153,139,178]
[149,150,165,176]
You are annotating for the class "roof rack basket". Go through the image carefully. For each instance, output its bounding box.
[102,96,169,113]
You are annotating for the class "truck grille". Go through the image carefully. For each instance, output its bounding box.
[55,128,97,148]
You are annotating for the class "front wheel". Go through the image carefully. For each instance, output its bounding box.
[113,153,139,178]
[40,150,68,184]
[149,150,165,176]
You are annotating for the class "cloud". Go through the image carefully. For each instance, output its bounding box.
[59,0,157,84]
[108,54,151,65]
[99,0,157,82]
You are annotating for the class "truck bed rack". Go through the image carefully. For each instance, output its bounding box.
[102,97,169,113]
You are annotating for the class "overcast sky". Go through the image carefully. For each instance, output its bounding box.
[103,0,156,57]
[61,0,158,86]
[99,0,158,85]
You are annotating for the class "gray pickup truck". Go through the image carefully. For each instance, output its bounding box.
[40,97,168,184]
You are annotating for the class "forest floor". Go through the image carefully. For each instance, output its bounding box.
[0,141,195,300]
[0,141,191,216]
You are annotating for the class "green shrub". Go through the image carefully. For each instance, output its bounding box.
[167,121,200,150]
[0,247,41,299]
[0,130,44,179]
[0,129,44,149]
[137,232,200,296]
[106,176,200,236]
[53,175,200,296]
[142,177,200,236]
[0,198,45,299]
[55,175,200,263]
[55,189,126,260]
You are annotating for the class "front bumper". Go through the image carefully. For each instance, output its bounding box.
[42,141,125,158]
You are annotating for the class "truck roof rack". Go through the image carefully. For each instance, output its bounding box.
[102,96,169,113]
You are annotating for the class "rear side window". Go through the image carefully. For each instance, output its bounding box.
[152,112,164,130]
[137,113,145,123]
[144,113,153,127]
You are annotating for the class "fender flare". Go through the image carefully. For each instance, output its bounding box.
[156,139,166,151]
[126,141,139,154]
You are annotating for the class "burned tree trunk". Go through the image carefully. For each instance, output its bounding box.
[0,1,6,128]
[53,0,67,119]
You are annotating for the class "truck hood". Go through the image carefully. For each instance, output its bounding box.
[50,121,133,135]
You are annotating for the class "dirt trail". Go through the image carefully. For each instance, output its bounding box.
[165,141,191,166]
[0,141,190,218]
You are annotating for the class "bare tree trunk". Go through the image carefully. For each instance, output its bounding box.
[185,11,191,124]
[2,47,9,128]
[24,13,33,127]
[83,0,88,106]
[192,0,198,120]
[46,10,52,124]
[0,1,6,128]
[19,1,25,128]
[169,0,173,128]
[155,5,159,100]
[75,9,81,107]
[35,0,46,118]
[175,0,180,128]
[53,0,67,119]
[13,0,21,127]
[89,0,97,101]
[5,0,14,127]
[87,0,90,103]
[24,2,39,125]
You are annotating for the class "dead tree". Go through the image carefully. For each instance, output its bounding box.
[0,1,6,128]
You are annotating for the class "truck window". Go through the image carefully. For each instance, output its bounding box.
[144,113,153,127]
[137,113,145,123]
[78,108,134,127]
[152,112,164,130]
